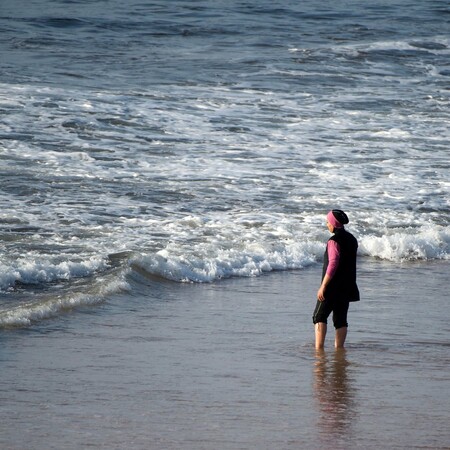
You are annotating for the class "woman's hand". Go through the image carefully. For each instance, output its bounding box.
[317,285,326,301]
[317,273,331,301]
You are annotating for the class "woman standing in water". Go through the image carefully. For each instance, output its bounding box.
[313,210,360,350]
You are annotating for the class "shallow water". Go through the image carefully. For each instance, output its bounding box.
[0,259,448,449]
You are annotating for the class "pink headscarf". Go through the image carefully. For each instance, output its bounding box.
[327,210,343,229]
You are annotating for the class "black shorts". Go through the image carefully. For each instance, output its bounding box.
[312,299,349,329]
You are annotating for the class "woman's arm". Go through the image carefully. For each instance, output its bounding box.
[317,240,340,301]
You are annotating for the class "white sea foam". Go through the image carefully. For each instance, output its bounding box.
[0,256,109,291]
[131,219,450,282]
[359,225,450,261]
[133,238,322,283]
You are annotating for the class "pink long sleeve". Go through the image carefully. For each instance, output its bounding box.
[326,240,340,278]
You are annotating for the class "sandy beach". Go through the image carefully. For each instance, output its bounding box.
[0,258,448,449]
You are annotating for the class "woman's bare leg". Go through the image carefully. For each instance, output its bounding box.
[315,322,327,349]
[335,326,347,348]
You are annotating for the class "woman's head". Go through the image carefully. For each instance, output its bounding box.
[327,209,349,231]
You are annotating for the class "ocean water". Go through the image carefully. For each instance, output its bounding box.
[0,0,449,447]
[0,0,449,325]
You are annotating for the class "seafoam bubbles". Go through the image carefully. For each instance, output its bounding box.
[0,255,110,292]
[112,209,450,284]
[359,225,450,261]
[132,239,321,283]
[129,212,324,283]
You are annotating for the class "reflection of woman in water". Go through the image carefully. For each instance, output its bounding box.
[314,350,355,442]
[313,210,360,349]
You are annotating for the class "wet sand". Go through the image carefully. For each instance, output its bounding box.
[0,259,449,449]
